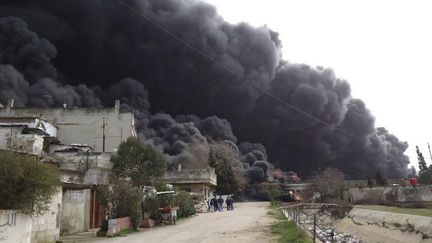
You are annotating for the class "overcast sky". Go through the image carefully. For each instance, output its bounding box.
[203,0,432,168]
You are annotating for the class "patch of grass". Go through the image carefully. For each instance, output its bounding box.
[270,208,312,243]
[347,215,363,226]
[406,222,415,233]
[422,233,431,239]
[392,222,401,228]
[115,228,134,237]
[359,205,432,217]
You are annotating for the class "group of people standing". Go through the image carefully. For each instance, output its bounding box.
[206,195,234,212]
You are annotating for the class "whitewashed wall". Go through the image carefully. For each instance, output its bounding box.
[31,189,62,243]
[0,210,32,243]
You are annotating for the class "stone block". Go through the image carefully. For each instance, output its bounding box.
[38,224,48,231]
[35,230,46,238]
[141,219,155,228]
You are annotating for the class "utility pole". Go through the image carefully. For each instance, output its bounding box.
[102,117,107,152]
[427,143,432,163]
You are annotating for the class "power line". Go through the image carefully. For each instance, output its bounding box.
[117,0,366,142]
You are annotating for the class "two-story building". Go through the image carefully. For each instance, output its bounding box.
[0,100,137,242]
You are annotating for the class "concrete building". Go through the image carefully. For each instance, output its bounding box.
[0,100,136,152]
[0,117,57,156]
[164,167,217,200]
[0,100,137,241]
[43,145,113,235]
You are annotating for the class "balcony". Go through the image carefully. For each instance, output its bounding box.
[164,167,217,186]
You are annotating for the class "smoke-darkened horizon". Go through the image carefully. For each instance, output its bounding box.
[0,0,410,179]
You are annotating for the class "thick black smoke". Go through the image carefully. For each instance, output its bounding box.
[0,0,410,178]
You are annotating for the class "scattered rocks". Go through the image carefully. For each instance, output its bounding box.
[289,212,362,243]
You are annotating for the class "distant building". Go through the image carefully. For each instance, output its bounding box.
[164,167,217,200]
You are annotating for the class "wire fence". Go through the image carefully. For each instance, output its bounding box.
[281,203,361,243]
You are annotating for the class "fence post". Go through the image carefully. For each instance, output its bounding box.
[313,213,316,243]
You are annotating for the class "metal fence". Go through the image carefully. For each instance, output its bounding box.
[280,203,358,243]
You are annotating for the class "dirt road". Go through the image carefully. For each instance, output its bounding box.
[98,202,274,243]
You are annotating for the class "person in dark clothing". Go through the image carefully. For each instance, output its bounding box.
[217,196,224,212]
[229,196,234,210]
[226,196,232,210]
[205,197,212,212]
[211,196,218,212]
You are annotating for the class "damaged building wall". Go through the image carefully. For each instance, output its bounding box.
[0,127,44,156]
[0,104,136,153]
[0,117,57,137]
[50,149,112,186]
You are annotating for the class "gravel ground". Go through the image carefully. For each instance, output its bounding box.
[95,202,275,243]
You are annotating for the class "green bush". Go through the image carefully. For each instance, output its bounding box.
[175,191,195,218]
[98,179,144,230]
[143,196,162,220]
[0,150,61,215]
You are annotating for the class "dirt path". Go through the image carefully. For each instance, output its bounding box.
[97,202,275,243]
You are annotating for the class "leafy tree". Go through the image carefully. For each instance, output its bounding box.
[416,146,432,184]
[313,168,346,201]
[0,150,61,215]
[215,160,239,195]
[416,146,428,173]
[209,144,244,195]
[419,166,432,184]
[112,137,167,189]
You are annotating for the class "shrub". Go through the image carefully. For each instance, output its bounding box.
[98,179,144,230]
[0,150,61,215]
[175,191,195,218]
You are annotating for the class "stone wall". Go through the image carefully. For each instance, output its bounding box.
[0,210,32,243]
[31,189,62,243]
[106,217,131,236]
[349,185,432,203]
[60,189,90,235]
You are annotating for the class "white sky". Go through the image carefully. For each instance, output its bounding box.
[203,0,432,168]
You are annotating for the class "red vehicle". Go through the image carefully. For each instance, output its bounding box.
[409,177,417,186]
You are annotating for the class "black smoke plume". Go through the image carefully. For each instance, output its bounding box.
[0,0,410,178]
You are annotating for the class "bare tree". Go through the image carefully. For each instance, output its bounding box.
[312,168,346,202]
